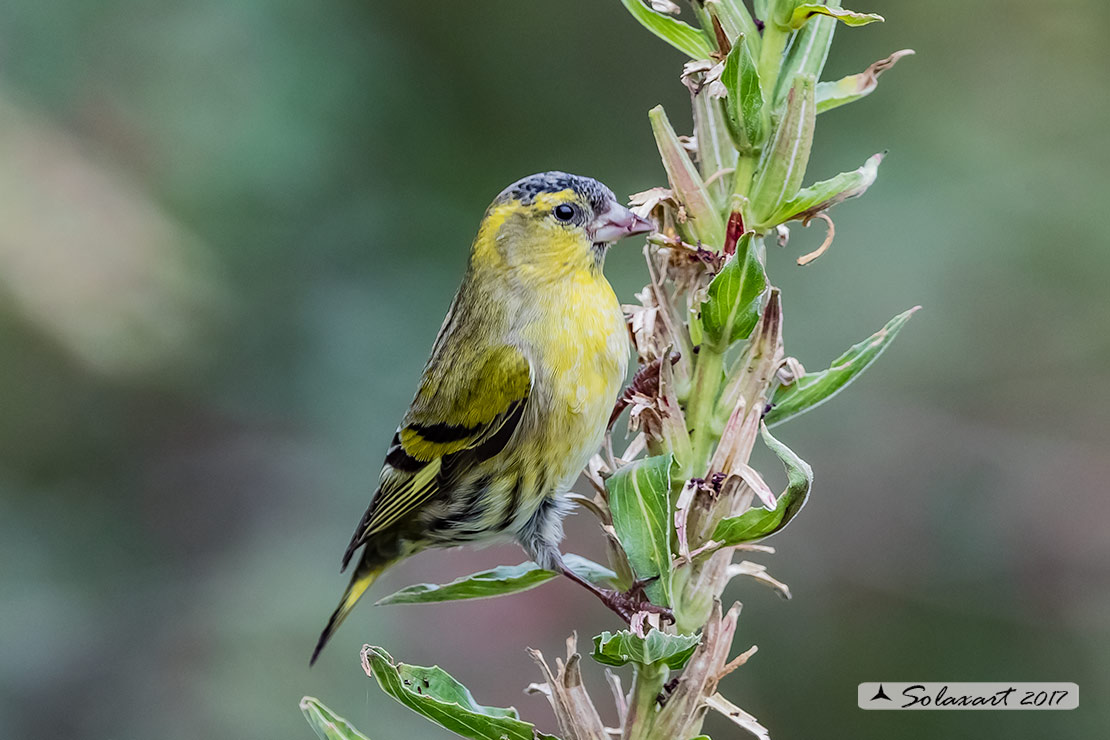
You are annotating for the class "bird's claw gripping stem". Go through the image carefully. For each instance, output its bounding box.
[597,586,675,624]
[561,566,674,625]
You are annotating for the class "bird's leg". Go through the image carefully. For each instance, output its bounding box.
[558,561,674,624]
[521,511,673,623]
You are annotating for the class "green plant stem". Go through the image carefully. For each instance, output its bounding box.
[625,664,665,740]
[757,21,790,99]
[732,150,758,202]
[686,347,725,476]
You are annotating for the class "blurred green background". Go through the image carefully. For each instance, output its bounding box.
[1,1,1106,738]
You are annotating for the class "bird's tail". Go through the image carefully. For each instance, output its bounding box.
[310,557,389,666]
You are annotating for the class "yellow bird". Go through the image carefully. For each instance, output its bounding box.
[312,172,654,664]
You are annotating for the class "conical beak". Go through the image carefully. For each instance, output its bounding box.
[590,204,654,244]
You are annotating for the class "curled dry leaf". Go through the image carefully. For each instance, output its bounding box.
[674,478,701,562]
[727,560,792,599]
[584,454,610,497]
[776,356,806,387]
[527,634,609,740]
[645,240,721,307]
[619,432,647,464]
[618,349,689,460]
[649,600,742,739]
[604,669,627,728]
[610,355,667,428]
[624,298,662,363]
[734,462,776,509]
[716,644,759,681]
[704,693,770,740]
[797,211,835,265]
[681,59,724,96]
[629,186,676,221]
[624,244,691,368]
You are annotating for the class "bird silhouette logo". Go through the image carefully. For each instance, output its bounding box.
[871,684,892,701]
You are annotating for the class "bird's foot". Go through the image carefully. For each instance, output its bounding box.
[596,578,674,625]
[556,559,674,624]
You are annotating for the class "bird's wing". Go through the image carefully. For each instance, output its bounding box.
[341,343,532,569]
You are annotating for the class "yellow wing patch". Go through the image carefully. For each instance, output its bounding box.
[400,344,531,459]
[341,344,531,569]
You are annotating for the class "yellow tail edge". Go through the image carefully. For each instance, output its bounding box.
[310,564,383,666]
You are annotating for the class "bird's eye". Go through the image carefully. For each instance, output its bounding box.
[553,204,576,222]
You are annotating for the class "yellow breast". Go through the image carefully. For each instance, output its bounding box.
[520,267,628,486]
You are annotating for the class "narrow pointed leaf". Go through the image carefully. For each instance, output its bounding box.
[720,34,767,154]
[766,307,919,426]
[620,0,715,59]
[775,0,840,106]
[606,454,674,605]
[375,554,615,605]
[711,425,811,545]
[361,646,555,740]
[592,630,701,670]
[762,152,884,228]
[301,697,374,740]
[788,4,883,29]
[649,106,726,246]
[694,84,734,206]
[751,75,817,225]
[701,232,767,349]
[817,49,914,114]
[715,0,762,54]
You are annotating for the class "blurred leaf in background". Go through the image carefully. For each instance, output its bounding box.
[0,1,1107,740]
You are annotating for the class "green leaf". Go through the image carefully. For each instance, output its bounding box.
[750,74,816,225]
[774,0,840,106]
[711,425,812,545]
[606,454,674,605]
[766,307,919,426]
[701,232,767,349]
[714,0,762,55]
[301,697,373,740]
[788,4,883,29]
[694,82,734,207]
[592,629,700,670]
[375,554,616,606]
[362,646,555,740]
[720,34,767,154]
[649,105,726,247]
[817,49,914,114]
[620,0,715,59]
[762,152,884,228]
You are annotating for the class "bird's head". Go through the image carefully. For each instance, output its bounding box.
[473,171,653,277]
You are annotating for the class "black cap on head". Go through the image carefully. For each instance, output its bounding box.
[495,171,616,215]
